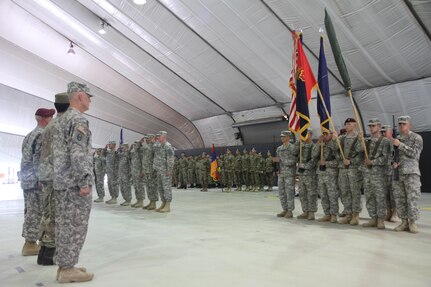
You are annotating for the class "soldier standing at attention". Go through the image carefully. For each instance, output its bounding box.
[241,149,250,191]
[38,94,69,265]
[313,131,340,223]
[264,151,274,192]
[117,143,132,206]
[199,152,210,192]
[336,118,364,225]
[361,118,391,229]
[130,141,144,208]
[142,134,158,210]
[297,128,318,220]
[234,149,243,191]
[187,155,196,188]
[93,149,106,203]
[172,156,179,188]
[53,82,94,283]
[178,153,188,189]
[275,131,299,218]
[217,154,225,188]
[224,149,235,192]
[153,131,175,213]
[21,107,54,256]
[392,116,423,233]
[105,141,119,204]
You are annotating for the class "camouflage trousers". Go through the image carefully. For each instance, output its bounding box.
[199,170,208,190]
[299,174,318,212]
[234,171,242,186]
[394,174,421,221]
[318,171,339,215]
[178,170,187,186]
[187,169,196,185]
[363,169,387,219]
[54,187,92,268]
[132,174,145,200]
[95,172,105,198]
[224,171,234,188]
[338,167,362,214]
[119,175,132,201]
[39,182,55,248]
[385,174,396,209]
[22,188,43,242]
[242,171,249,188]
[265,172,274,189]
[144,172,159,201]
[156,172,172,202]
[278,173,296,211]
[106,171,119,198]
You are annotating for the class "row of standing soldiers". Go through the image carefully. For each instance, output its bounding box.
[173,149,276,192]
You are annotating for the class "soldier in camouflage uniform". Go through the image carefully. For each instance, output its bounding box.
[178,153,188,189]
[276,131,299,218]
[241,149,250,191]
[52,82,94,283]
[21,107,54,256]
[234,149,243,191]
[361,118,391,229]
[336,118,364,225]
[38,94,69,265]
[105,141,119,204]
[313,131,339,223]
[264,151,274,191]
[93,149,106,203]
[172,156,179,188]
[141,134,158,210]
[257,152,265,191]
[130,141,144,208]
[117,143,132,206]
[187,156,196,188]
[217,155,224,188]
[223,149,235,192]
[198,152,211,191]
[381,125,398,222]
[153,131,175,213]
[297,129,318,220]
[392,116,423,233]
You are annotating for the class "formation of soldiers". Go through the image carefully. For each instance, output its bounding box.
[274,116,423,234]
[93,132,175,213]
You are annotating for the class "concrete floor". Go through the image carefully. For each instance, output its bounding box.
[0,183,430,287]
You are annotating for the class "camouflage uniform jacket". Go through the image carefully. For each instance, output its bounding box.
[338,134,363,168]
[265,156,274,173]
[141,142,155,173]
[117,149,131,178]
[241,154,250,171]
[39,118,61,182]
[276,143,299,176]
[153,141,175,173]
[20,125,43,189]
[129,144,142,177]
[94,152,106,175]
[224,154,235,172]
[299,142,317,176]
[397,131,423,176]
[312,140,339,175]
[52,108,93,190]
[105,149,118,175]
[234,155,242,172]
[178,157,188,170]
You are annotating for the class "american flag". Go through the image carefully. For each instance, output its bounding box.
[289,31,300,134]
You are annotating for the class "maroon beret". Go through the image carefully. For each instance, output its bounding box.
[35,108,55,118]
[344,118,356,124]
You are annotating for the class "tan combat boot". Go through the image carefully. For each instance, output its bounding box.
[349,212,360,225]
[132,199,144,208]
[408,220,418,234]
[22,241,40,256]
[277,210,287,217]
[385,208,392,221]
[338,214,352,224]
[57,267,87,280]
[377,218,386,229]
[307,212,315,220]
[159,202,171,213]
[156,201,166,212]
[284,210,293,219]
[57,267,94,284]
[93,197,104,203]
[390,209,399,223]
[394,219,409,231]
[318,214,331,222]
[105,197,117,204]
[330,214,337,223]
[297,212,309,219]
[362,218,377,228]
[120,201,131,206]
[145,201,157,210]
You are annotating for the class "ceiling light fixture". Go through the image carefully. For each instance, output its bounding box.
[99,20,107,34]
[67,41,75,56]
[133,0,147,5]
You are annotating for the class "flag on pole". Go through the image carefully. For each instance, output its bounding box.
[210,144,219,180]
[120,128,124,145]
[317,35,331,133]
[288,31,299,134]
[295,33,317,141]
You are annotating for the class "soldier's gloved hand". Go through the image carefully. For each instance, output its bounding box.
[365,159,373,166]
[343,159,351,166]
[80,186,92,196]
[392,139,401,147]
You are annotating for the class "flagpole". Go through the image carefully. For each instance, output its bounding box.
[347,89,369,160]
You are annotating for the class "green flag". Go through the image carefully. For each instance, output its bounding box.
[324,9,351,91]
